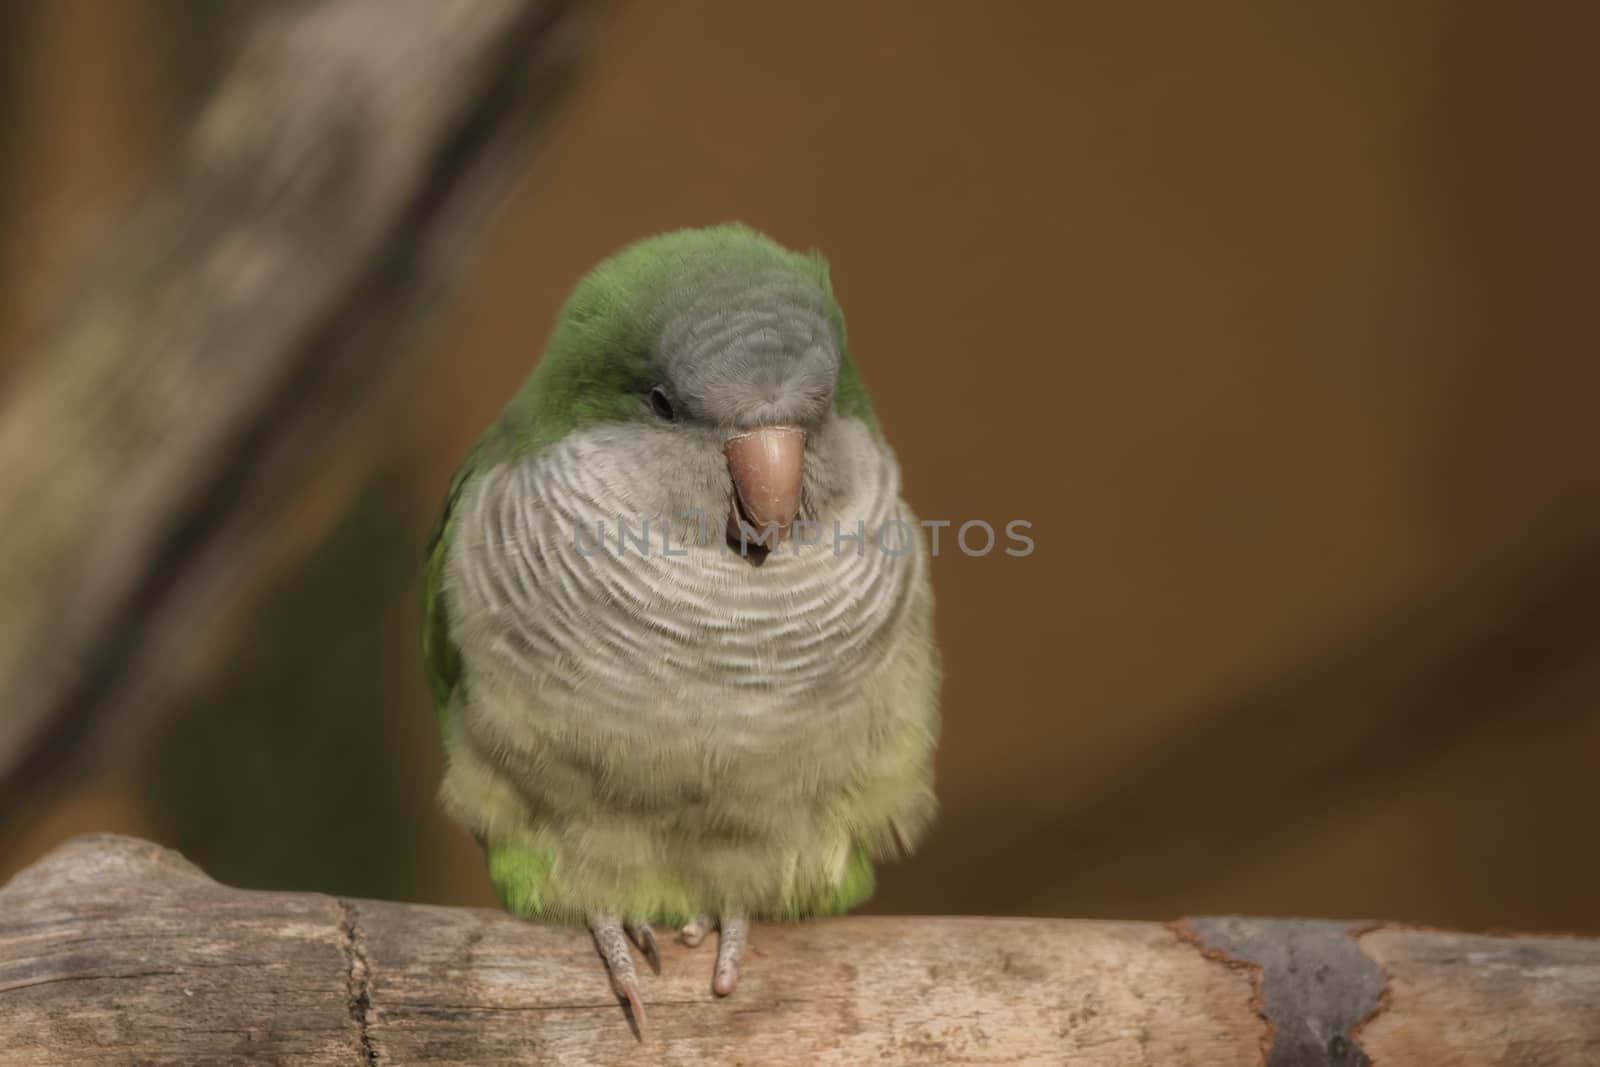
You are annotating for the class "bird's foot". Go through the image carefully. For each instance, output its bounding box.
[590,915,658,1037]
[679,912,749,996]
[592,911,751,1034]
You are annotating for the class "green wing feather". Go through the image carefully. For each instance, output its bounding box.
[422,435,500,731]
[423,437,565,918]
[422,469,466,714]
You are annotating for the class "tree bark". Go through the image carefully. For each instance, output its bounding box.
[2,835,1596,1066]
[0,0,574,812]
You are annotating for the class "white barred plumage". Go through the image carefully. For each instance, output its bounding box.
[448,415,920,743]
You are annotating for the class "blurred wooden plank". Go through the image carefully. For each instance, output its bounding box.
[0,0,576,809]
[4,836,1597,1065]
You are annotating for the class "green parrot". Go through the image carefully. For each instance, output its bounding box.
[422,223,940,1028]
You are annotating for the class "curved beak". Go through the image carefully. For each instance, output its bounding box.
[724,425,807,549]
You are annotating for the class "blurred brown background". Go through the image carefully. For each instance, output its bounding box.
[2,0,1598,935]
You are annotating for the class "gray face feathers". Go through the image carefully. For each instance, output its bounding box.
[654,263,842,432]
[485,225,876,550]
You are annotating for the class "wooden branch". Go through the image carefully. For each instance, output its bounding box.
[0,0,575,809]
[2,836,1596,1065]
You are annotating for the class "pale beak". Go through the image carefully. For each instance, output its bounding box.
[724,425,807,549]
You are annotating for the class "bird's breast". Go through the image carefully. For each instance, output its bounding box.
[446,420,923,749]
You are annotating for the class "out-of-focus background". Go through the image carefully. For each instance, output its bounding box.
[2,0,1597,934]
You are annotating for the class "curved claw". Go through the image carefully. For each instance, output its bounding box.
[615,971,647,1038]
[591,916,647,1038]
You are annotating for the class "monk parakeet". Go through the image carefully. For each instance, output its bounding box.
[422,224,940,1028]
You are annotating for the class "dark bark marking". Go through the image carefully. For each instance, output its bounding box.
[1182,917,1388,1067]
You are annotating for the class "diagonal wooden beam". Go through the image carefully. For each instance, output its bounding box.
[0,0,576,811]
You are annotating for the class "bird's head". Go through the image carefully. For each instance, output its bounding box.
[502,224,880,553]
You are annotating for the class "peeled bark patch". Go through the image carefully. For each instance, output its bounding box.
[1183,917,1386,1066]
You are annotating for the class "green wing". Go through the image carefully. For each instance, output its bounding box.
[422,436,576,918]
[422,444,488,722]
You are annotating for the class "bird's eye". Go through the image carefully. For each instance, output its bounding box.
[649,385,676,421]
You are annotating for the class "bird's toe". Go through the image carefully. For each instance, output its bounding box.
[712,914,749,997]
[680,913,714,948]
